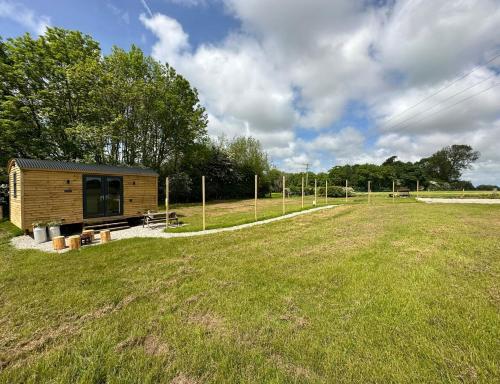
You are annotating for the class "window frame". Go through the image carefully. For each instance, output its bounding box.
[13,172,17,198]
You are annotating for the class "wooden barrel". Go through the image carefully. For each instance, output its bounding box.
[68,235,81,251]
[100,230,111,244]
[82,229,95,242]
[52,236,65,251]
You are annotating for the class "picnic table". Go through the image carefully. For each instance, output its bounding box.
[143,211,179,228]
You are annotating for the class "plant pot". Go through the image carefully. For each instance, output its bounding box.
[33,226,48,243]
[48,225,61,239]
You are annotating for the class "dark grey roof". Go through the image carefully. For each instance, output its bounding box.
[13,158,158,176]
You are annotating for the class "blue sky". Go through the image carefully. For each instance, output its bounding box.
[0,0,238,52]
[1,0,499,184]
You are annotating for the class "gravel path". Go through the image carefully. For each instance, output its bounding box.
[11,205,337,253]
[417,198,500,204]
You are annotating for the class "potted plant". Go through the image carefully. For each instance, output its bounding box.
[47,220,62,240]
[32,221,48,244]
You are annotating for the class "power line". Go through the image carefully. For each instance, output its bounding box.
[385,74,496,131]
[383,51,500,124]
[396,82,499,131]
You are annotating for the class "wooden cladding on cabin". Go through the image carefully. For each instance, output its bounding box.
[123,176,157,215]
[8,164,22,229]
[9,168,158,230]
[22,170,83,228]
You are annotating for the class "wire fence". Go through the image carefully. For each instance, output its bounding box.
[161,176,499,232]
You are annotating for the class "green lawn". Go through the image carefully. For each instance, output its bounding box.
[0,199,499,383]
[165,195,333,233]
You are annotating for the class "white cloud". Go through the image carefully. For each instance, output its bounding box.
[140,0,500,184]
[140,13,190,64]
[0,0,50,35]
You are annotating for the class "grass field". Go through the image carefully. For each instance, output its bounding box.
[0,198,499,383]
[165,190,499,233]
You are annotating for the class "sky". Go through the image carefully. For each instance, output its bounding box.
[1,0,499,185]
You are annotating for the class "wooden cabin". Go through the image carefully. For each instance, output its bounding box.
[8,158,158,232]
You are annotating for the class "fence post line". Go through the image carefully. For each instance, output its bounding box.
[392,180,395,203]
[202,175,206,230]
[368,180,371,204]
[254,174,258,221]
[416,179,419,198]
[165,177,169,230]
[325,180,328,205]
[345,179,348,202]
[301,176,304,208]
[314,179,317,206]
[282,175,286,215]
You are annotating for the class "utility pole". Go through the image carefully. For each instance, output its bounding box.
[298,163,310,190]
[304,163,310,188]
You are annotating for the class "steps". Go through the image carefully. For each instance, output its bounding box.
[83,220,130,232]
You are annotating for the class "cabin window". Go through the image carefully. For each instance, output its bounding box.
[13,172,17,198]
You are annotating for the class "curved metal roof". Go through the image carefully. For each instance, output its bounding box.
[11,158,159,176]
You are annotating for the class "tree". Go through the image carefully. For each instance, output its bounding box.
[0,28,207,179]
[420,145,479,182]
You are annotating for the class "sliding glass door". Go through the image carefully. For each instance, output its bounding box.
[83,175,123,218]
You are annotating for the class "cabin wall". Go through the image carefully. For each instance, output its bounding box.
[123,175,158,216]
[18,170,158,231]
[22,170,83,229]
[9,164,23,229]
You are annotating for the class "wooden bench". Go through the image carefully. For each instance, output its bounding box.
[143,211,179,228]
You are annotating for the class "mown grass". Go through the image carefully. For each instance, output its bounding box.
[165,190,499,233]
[166,195,331,233]
[0,200,499,383]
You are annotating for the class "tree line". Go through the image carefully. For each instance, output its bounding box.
[280,145,483,193]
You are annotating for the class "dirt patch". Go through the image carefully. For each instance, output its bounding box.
[188,312,225,333]
[278,297,310,329]
[115,334,169,356]
[271,353,314,380]
[143,335,169,356]
[171,373,199,384]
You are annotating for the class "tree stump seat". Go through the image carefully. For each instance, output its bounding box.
[100,230,111,243]
[68,235,81,250]
[52,236,65,251]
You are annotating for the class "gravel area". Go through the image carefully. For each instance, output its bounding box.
[11,205,337,253]
[417,198,500,204]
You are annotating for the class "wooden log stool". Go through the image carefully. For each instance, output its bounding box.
[100,230,111,244]
[52,236,66,251]
[80,232,92,245]
[68,235,81,251]
[82,229,95,242]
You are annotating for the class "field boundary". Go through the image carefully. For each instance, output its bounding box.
[11,205,338,253]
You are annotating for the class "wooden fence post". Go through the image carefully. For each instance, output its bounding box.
[314,179,317,206]
[416,179,419,198]
[202,176,206,230]
[392,180,395,203]
[301,176,304,208]
[165,177,169,229]
[282,175,286,215]
[325,180,328,205]
[345,179,348,202]
[254,174,258,221]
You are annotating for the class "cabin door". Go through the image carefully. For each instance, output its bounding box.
[83,175,123,218]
